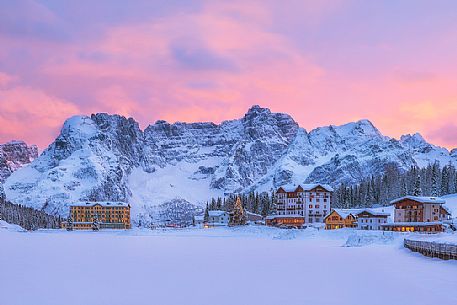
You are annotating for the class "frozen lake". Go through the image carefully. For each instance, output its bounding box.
[1,226,457,305]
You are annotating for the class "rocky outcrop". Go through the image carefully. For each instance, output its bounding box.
[0,141,38,183]
[3,106,456,222]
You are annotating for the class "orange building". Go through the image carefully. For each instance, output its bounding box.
[265,215,304,228]
[64,201,131,230]
[324,209,358,230]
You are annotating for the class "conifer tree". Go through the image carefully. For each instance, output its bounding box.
[413,174,422,196]
[230,196,246,226]
[66,214,73,231]
[92,213,100,231]
[203,203,209,223]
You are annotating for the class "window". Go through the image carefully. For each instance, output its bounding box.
[309,205,313,209]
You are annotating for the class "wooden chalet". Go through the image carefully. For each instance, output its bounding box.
[324,209,358,230]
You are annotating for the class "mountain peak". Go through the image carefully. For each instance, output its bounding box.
[245,105,271,116]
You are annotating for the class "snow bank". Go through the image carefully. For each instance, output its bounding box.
[0,220,25,232]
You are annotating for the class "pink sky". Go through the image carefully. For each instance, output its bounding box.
[0,0,456,150]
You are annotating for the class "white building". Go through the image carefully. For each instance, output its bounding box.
[193,215,204,226]
[208,210,229,226]
[275,184,333,223]
[356,209,390,230]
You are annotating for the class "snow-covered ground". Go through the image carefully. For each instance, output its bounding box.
[1,226,456,305]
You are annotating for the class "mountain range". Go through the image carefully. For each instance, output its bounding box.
[2,105,456,224]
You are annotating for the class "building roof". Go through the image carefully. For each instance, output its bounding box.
[390,196,446,205]
[356,209,390,217]
[325,208,362,220]
[208,210,227,217]
[70,201,129,207]
[381,222,443,227]
[265,215,305,220]
[246,211,262,217]
[278,183,334,193]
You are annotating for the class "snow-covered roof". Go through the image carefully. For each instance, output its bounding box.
[208,210,227,217]
[327,209,362,219]
[194,215,204,221]
[70,201,129,207]
[266,215,305,220]
[279,183,334,192]
[390,196,445,205]
[356,209,390,217]
[381,222,443,226]
[246,211,262,217]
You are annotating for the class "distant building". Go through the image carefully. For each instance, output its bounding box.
[266,215,304,227]
[246,211,263,223]
[63,201,131,230]
[193,215,204,226]
[207,210,229,226]
[324,209,359,230]
[268,184,333,227]
[356,209,389,230]
[381,196,450,233]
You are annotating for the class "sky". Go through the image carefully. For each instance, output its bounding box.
[0,0,456,150]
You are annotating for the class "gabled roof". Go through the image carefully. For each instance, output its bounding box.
[325,208,362,220]
[70,201,129,207]
[390,196,445,205]
[356,209,390,217]
[278,183,334,193]
[208,210,228,217]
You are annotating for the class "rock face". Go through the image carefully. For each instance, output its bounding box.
[0,141,38,183]
[3,105,457,223]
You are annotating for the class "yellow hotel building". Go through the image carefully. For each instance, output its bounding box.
[65,201,131,230]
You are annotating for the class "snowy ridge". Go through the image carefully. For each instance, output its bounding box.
[0,140,38,183]
[3,106,457,223]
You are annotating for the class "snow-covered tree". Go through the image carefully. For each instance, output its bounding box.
[66,215,74,231]
[413,174,422,196]
[431,164,439,196]
[229,196,246,226]
[203,204,209,223]
[92,213,100,231]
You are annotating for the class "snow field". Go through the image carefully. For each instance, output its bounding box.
[1,226,457,305]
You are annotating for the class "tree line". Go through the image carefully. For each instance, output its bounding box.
[205,191,276,217]
[0,184,61,230]
[333,162,457,208]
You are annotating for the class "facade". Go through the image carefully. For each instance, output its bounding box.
[391,196,448,223]
[324,209,359,230]
[207,210,229,226]
[380,196,449,233]
[272,184,333,226]
[64,201,131,230]
[381,222,444,233]
[265,215,304,227]
[356,209,389,230]
[246,211,263,223]
[193,215,204,226]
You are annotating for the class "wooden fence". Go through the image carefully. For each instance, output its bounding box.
[404,239,457,260]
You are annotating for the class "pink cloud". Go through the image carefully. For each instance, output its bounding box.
[0,84,80,148]
[0,0,456,151]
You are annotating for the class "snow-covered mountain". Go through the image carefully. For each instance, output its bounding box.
[4,106,456,222]
[0,141,38,183]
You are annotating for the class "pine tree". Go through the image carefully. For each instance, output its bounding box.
[230,196,246,226]
[203,204,209,223]
[66,215,74,231]
[92,213,100,231]
[441,165,450,196]
[431,164,439,196]
[413,174,422,196]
